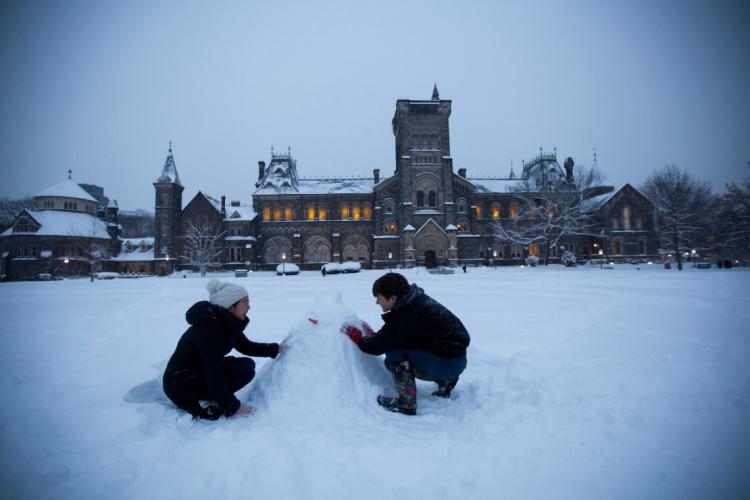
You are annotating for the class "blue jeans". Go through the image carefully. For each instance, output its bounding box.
[384,349,467,381]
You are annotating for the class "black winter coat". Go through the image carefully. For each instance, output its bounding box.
[164,301,279,414]
[357,284,470,358]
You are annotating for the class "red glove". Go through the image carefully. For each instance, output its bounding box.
[342,324,363,343]
[361,321,375,337]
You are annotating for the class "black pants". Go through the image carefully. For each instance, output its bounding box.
[163,356,255,417]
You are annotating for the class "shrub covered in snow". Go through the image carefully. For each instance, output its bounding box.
[561,250,577,267]
[524,255,539,267]
[95,272,120,280]
[276,263,300,275]
[322,263,342,274]
[340,261,361,273]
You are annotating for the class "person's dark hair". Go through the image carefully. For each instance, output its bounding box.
[372,272,410,299]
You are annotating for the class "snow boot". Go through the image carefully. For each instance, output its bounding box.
[431,377,459,398]
[378,360,417,415]
[195,400,223,420]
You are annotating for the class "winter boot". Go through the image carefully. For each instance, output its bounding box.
[431,377,459,398]
[195,400,223,420]
[378,360,417,415]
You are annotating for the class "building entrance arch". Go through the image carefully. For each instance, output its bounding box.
[424,250,437,268]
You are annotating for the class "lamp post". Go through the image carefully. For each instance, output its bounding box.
[282,252,286,275]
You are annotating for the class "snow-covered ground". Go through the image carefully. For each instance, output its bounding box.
[1,265,748,500]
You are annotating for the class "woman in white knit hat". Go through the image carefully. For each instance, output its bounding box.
[163,279,287,420]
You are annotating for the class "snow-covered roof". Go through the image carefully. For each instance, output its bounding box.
[225,205,257,221]
[107,199,118,209]
[35,179,98,202]
[255,177,375,195]
[1,209,111,238]
[120,237,154,246]
[111,248,155,262]
[580,190,618,214]
[156,148,181,186]
[469,178,520,193]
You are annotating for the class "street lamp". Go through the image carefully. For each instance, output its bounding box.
[282,252,286,275]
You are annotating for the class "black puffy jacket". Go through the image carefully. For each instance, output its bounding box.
[163,301,279,415]
[357,284,470,358]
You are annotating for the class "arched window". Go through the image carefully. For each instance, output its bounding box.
[509,202,518,217]
[623,205,632,229]
[475,205,482,218]
[273,207,282,221]
[318,205,327,220]
[640,239,648,254]
[384,222,397,233]
[384,199,394,215]
[491,203,500,219]
[528,243,540,257]
[362,205,371,220]
[428,191,436,207]
[352,205,360,220]
[457,199,467,214]
[613,239,623,255]
[416,191,425,207]
[263,207,270,221]
[284,206,293,220]
[341,205,350,219]
[307,205,316,220]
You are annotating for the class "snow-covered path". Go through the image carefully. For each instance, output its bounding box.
[0,266,748,499]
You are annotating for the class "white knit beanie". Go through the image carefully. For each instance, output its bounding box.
[206,279,248,309]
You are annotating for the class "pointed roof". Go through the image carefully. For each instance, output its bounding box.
[431,84,440,101]
[254,149,300,193]
[156,143,182,186]
[35,179,98,202]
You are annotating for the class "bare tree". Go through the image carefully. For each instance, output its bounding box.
[180,218,225,276]
[641,165,712,270]
[69,215,112,281]
[492,164,602,265]
[711,165,750,261]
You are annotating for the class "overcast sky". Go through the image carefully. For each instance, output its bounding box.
[2,0,749,211]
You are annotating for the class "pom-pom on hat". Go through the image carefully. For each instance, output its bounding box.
[206,279,248,309]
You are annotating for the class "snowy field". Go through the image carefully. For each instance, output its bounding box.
[1,265,749,500]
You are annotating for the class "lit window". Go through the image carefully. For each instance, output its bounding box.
[352,205,360,220]
[491,203,500,219]
[510,202,518,217]
[307,206,315,220]
[318,206,327,220]
[528,243,539,256]
[284,207,293,220]
[274,207,282,221]
[475,206,482,218]
[362,205,371,220]
[263,207,270,221]
[341,205,350,219]
[384,222,397,233]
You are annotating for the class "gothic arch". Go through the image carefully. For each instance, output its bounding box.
[303,236,331,263]
[342,234,371,263]
[262,236,292,264]
[414,173,441,208]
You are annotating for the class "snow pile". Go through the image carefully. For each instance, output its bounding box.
[248,294,391,416]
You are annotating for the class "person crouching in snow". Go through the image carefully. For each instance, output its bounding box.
[341,272,470,415]
[163,279,287,420]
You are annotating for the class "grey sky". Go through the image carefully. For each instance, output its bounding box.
[2,0,749,211]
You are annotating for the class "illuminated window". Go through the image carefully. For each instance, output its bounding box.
[352,205,360,220]
[384,222,397,233]
[273,207,282,221]
[341,205,350,219]
[362,205,371,220]
[263,207,270,221]
[307,206,315,220]
[510,202,518,217]
[528,243,540,256]
[318,205,327,220]
[475,206,482,218]
[284,206,293,220]
[491,203,500,219]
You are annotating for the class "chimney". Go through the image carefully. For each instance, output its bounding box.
[458,168,466,178]
[220,195,226,214]
[258,161,266,181]
[373,168,380,184]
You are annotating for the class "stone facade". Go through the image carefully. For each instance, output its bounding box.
[154,88,659,272]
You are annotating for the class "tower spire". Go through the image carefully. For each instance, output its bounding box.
[431,83,440,101]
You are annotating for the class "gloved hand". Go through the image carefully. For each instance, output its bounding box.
[341,324,363,343]
[278,337,290,354]
[234,404,256,417]
[361,321,375,337]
